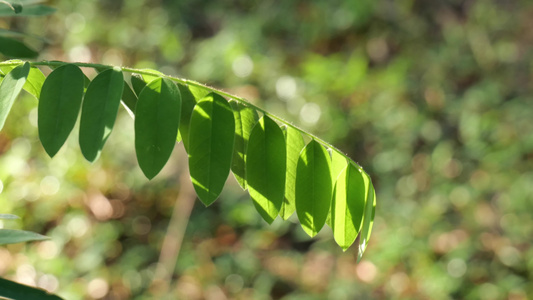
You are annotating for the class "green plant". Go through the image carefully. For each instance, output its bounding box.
[0,59,376,253]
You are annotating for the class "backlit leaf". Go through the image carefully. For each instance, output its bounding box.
[121,80,137,117]
[38,64,85,157]
[295,140,332,237]
[280,126,305,220]
[230,100,259,189]
[23,66,45,99]
[188,93,235,205]
[358,175,376,262]
[326,149,348,227]
[135,77,181,179]
[0,62,29,131]
[177,84,198,149]
[131,74,146,96]
[246,115,286,223]
[331,163,368,250]
[79,67,124,162]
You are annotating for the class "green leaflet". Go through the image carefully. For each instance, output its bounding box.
[295,140,332,237]
[135,77,181,179]
[38,64,85,157]
[188,84,211,100]
[0,277,63,300]
[0,4,56,16]
[121,80,138,117]
[358,176,376,262]
[0,36,38,58]
[0,64,45,99]
[0,62,29,131]
[140,68,164,84]
[188,93,235,206]
[326,149,348,227]
[0,214,18,219]
[246,115,286,224]
[230,100,259,189]
[0,229,49,245]
[131,74,146,96]
[177,84,198,149]
[79,67,124,162]
[280,126,305,220]
[331,163,368,250]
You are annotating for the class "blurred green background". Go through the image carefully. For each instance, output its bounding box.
[1,0,533,299]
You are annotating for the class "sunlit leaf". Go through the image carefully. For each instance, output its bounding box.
[230,100,259,189]
[177,84,197,148]
[0,62,29,131]
[0,214,18,219]
[280,126,305,220]
[295,140,332,237]
[331,163,368,250]
[0,229,49,245]
[38,64,85,157]
[358,175,376,262]
[79,67,124,162]
[0,277,63,300]
[135,77,181,179]
[326,149,348,227]
[140,69,164,84]
[246,115,286,223]
[188,93,235,205]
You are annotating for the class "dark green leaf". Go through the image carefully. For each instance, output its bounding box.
[0,36,38,58]
[246,115,286,224]
[79,67,124,162]
[0,62,29,131]
[38,64,85,157]
[331,163,368,250]
[188,93,235,206]
[0,277,64,300]
[0,229,49,245]
[295,140,332,237]
[0,4,56,16]
[131,74,146,96]
[358,175,376,262]
[135,77,181,179]
[280,126,305,220]
[230,100,259,189]
[121,80,137,116]
[177,84,197,148]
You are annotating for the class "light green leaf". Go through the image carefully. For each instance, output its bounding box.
[0,277,64,300]
[0,214,18,219]
[230,100,259,189]
[140,69,164,84]
[280,126,305,220]
[23,66,45,99]
[177,84,198,148]
[188,93,235,206]
[38,64,85,157]
[0,61,29,131]
[332,163,368,250]
[0,36,38,58]
[0,229,49,245]
[358,175,376,262]
[295,140,332,237]
[246,115,286,224]
[135,77,181,179]
[326,149,348,227]
[79,67,124,162]
[188,84,210,100]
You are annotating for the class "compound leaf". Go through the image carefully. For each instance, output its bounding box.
[295,140,332,237]
[38,64,85,157]
[188,93,235,206]
[246,115,286,224]
[79,67,124,162]
[0,61,29,131]
[135,77,181,179]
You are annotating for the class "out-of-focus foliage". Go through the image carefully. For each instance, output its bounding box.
[0,0,532,299]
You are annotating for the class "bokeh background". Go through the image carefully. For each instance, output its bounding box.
[1,0,533,299]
